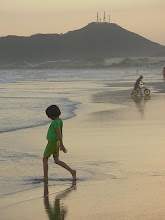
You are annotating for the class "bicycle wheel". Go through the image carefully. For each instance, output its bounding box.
[144,89,150,96]
[133,89,139,96]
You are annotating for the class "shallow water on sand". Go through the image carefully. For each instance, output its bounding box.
[1,90,165,220]
[1,68,165,219]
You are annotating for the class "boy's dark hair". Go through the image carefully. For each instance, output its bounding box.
[46,105,61,118]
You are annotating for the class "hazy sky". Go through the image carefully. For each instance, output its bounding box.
[0,0,165,45]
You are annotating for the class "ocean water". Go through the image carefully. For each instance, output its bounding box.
[0,69,121,133]
[0,67,163,203]
[0,68,162,133]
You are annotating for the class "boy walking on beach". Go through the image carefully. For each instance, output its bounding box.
[43,105,76,182]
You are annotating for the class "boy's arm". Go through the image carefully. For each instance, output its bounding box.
[55,128,67,153]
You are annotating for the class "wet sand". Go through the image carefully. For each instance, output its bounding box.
[1,81,165,219]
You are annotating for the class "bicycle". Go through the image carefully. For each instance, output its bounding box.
[132,83,150,96]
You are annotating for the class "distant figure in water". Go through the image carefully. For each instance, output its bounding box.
[162,67,165,79]
[131,75,144,95]
[43,105,76,182]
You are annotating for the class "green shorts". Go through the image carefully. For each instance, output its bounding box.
[43,141,60,157]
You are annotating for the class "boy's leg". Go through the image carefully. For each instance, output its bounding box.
[43,157,49,182]
[53,156,76,180]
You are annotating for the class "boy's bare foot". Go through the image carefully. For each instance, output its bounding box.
[71,170,77,180]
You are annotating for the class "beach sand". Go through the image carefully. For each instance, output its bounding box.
[1,81,165,219]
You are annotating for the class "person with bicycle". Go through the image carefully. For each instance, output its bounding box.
[131,75,144,95]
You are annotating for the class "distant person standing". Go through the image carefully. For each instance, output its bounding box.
[162,67,165,78]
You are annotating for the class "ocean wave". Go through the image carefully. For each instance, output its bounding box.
[0,96,80,133]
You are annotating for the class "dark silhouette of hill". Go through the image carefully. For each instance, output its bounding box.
[0,22,165,67]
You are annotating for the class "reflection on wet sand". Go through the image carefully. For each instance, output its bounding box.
[131,95,150,118]
[44,181,76,220]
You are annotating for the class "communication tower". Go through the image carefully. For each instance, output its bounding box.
[97,12,99,23]
[103,12,106,22]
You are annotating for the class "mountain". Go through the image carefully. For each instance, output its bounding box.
[0,22,165,67]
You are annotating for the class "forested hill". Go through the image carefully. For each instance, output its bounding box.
[0,22,165,65]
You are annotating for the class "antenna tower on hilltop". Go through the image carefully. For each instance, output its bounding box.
[109,15,110,23]
[96,11,110,23]
[103,12,106,22]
